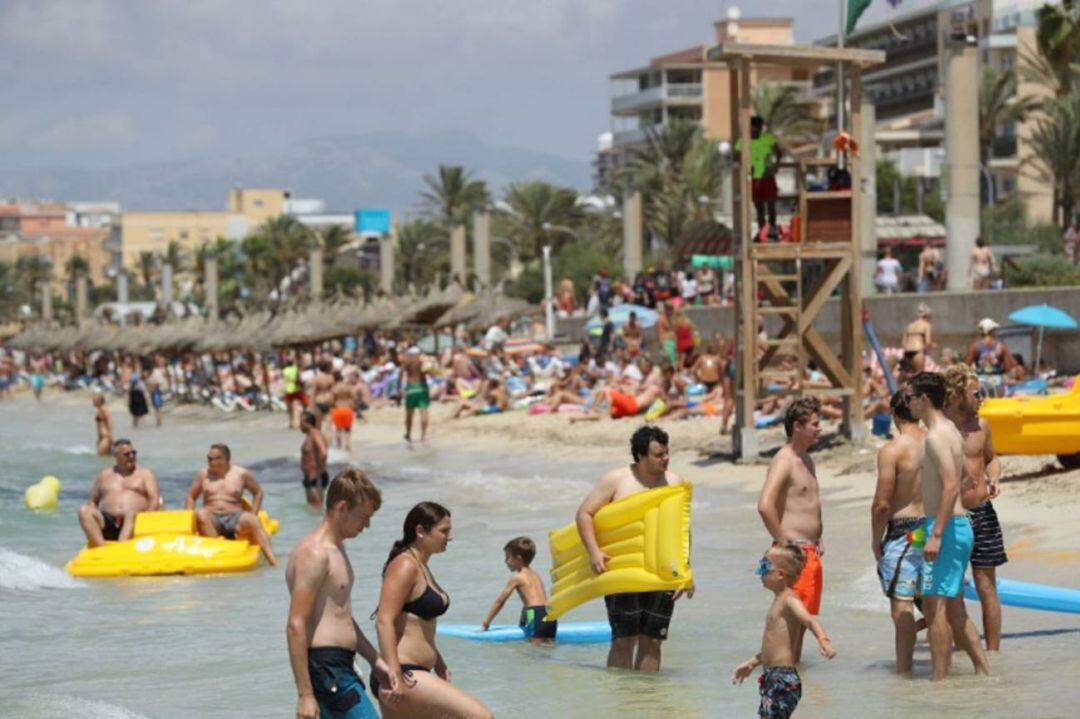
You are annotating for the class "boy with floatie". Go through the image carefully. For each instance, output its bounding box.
[732,544,836,718]
[480,536,558,644]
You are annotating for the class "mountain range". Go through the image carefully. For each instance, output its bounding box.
[0,130,592,215]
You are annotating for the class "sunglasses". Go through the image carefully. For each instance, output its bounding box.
[207,455,224,462]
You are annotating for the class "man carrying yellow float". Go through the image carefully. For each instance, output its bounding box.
[575,426,693,671]
[77,439,160,546]
[185,443,278,566]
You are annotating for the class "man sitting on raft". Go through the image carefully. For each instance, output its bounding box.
[185,443,277,566]
[77,439,160,546]
[576,425,692,671]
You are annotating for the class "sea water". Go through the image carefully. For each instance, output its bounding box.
[1,397,1078,718]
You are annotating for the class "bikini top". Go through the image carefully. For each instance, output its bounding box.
[401,552,450,620]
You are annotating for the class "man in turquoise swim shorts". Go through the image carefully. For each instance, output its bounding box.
[402,346,430,445]
[908,372,990,681]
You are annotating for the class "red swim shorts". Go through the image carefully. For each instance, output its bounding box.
[791,542,823,615]
[608,390,639,419]
[331,406,355,431]
[752,175,779,203]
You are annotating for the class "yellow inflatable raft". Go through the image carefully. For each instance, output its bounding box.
[547,483,692,621]
[980,380,1080,467]
[66,509,279,578]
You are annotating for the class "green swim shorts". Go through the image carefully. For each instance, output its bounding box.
[405,382,431,410]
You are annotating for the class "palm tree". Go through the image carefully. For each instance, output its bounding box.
[317,224,353,269]
[979,67,1033,163]
[15,255,52,304]
[394,219,448,291]
[1026,92,1080,225]
[64,254,90,285]
[420,165,490,227]
[244,215,311,305]
[1032,1,1080,96]
[500,181,584,260]
[753,83,824,143]
[135,251,158,290]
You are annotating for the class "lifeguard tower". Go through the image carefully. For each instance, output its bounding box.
[706,42,885,459]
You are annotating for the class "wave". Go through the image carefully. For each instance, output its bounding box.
[25,441,97,456]
[9,695,151,719]
[834,565,890,614]
[0,548,82,591]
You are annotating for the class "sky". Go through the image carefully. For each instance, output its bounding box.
[1,0,938,170]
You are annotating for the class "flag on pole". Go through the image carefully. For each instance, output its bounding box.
[846,0,873,35]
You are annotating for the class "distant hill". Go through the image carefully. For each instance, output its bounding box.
[0,130,590,214]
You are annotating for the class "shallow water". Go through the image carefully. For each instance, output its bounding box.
[2,397,1079,718]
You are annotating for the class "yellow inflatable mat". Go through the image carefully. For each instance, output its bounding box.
[66,509,278,578]
[547,483,692,620]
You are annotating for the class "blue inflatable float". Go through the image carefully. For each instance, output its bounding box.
[964,578,1080,614]
[438,621,611,644]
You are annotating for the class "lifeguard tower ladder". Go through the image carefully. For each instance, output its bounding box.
[706,43,885,460]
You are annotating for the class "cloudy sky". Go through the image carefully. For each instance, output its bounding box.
[2,0,935,170]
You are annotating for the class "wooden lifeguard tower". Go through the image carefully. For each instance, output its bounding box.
[706,42,885,459]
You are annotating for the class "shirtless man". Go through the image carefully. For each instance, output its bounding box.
[917,245,942,293]
[286,467,391,719]
[871,389,925,675]
[309,358,336,433]
[621,312,645,357]
[757,397,824,663]
[907,372,990,681]
[77,439,160,546]
[969,237,996,290]
[184,443,277,565]
[902,303,934,373]
[576,425,692,671]
[944,364,1006,651]
[300,411,330,509]
[401,346,430,445]
[92,394,113,457]
[329,371,356,452]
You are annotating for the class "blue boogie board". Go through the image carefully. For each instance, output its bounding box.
[964,578,1080,614]
[437,621,611,644]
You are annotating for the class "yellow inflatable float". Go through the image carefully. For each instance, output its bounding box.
[980,379,1080,467]
[547,483,693,621]
[66,509,280,578]
[25,475,62,511]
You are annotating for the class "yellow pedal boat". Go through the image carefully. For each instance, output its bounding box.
[66,509,280,578]
[980,379,1080,468]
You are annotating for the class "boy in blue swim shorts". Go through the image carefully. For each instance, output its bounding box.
[907,372,990,681]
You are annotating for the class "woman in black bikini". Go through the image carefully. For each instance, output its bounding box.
[374,502,492,719]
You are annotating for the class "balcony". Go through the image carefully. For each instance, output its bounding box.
[611,83,703,116]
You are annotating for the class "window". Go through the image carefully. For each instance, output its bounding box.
[179,230,189,240]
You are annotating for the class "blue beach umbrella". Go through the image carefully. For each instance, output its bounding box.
[584,304,658,336]
[1008,304,1078,373]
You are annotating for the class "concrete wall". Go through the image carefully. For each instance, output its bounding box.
[556,286,1080,373]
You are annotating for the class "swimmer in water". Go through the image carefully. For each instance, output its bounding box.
[300,411,329,509]
[481,536,557,645]
[93,394,113,457]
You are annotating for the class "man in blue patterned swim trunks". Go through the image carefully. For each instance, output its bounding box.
[872,389,926,675]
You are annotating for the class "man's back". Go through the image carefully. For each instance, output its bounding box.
[881,431,925,518]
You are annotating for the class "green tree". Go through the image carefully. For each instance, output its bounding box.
[16,255,52,303]
[317,224,354,269]
[500,180,584,260]
[64,254,90,285]
[162,239,189,273]
[420,165,489,227]
[135,251,158,290]
[394,219,448,292]
[508,240,612,303]
[980,67,1033,163]
[1032,1,1080,96]
[1026,92,1080,226]
[753,83,824,143]
[242,215,313,305]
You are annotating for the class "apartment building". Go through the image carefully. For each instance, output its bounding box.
[0,201,116,292]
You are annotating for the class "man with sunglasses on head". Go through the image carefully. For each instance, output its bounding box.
[185,443,277,566]
[77,439,160,546]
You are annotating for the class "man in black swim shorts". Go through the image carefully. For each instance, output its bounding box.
[576,426,693,671]
[300,411,329,509]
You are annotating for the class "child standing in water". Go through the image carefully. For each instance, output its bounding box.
[732,545,836,718]
[481,537,557,644]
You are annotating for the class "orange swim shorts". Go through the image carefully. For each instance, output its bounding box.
[331,406,355,431]
[608,390,639,419]
[790,541,823,615]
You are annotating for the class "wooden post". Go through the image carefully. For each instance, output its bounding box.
[735,57,760,460]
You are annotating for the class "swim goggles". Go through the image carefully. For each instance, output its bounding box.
[755,556,774,577]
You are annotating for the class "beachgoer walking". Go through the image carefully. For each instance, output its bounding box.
[148,356,168,427]
[871,389,925,675]
[401,346,430,445]
[674,309,696,369]
[575,426,691,671]
[77,439,160,546]
[283,352,305,429]
[901,303,934,373]
[917,245,942,293]
[300,410,329,509]
[969,238,996,290]
[757,397,825,662]
[375,502,493,718]
[944,364,1006,652]
[310,358,336,434]
[907,372,990,681]
[286,467,388,719]
[330,371,356,453]
[657,301,676,366]
[93,393,113,457]
[732,544,836,718]
[875,247,903,294]
[185,443,277,565]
